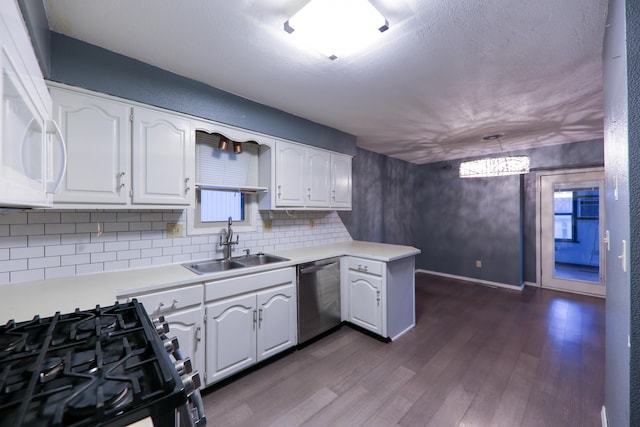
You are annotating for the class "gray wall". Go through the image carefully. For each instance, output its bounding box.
[17,0,50,77]
[48,33,357,157]
[338,148,419,245]
[628,0,640,421]
[604,0,633,425]
[416,161,524,287]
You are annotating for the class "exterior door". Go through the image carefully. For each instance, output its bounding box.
[539,170,605,296]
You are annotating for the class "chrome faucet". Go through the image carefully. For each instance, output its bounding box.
[219,216,239,259]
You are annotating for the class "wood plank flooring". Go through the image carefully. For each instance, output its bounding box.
[201,273,605,426]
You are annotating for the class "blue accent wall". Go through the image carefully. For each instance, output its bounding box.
[48,33,357,156]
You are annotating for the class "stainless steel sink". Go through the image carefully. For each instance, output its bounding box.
[233,253,289,266]
[183,259,245,274]
[183,253,289,274]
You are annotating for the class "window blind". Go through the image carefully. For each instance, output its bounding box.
[195,131,260,188]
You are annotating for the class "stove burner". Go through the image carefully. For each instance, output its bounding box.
[36,357,64,381]
[0,334,24,357]
[76,316,117,334]
[67,380,131,417]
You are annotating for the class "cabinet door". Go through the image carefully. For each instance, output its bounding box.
[256,284,297,361]
[132,107,193,205]
[305,149,332,207]
[331,154,352,209]
[50,88,130,204]
[206,293,256,384]
[274,140,305,206]
[163,306,205,377]
[348,270,383,335]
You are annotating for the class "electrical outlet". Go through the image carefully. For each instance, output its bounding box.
[476,260,482,268]
[166,223,182,238]
[310,219,315,229]
[263,220,273,232]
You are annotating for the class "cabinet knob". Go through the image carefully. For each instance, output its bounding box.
[185,177,191,193]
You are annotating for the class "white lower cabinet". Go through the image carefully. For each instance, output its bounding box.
[341,255,416,341]
[204,268,297,385]
[343,257,385,336]
[347,270,383,335]
[117,284,205,376]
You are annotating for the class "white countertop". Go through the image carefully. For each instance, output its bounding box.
[0,241,419,323]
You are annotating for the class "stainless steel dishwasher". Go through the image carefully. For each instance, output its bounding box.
[297,257,341,344]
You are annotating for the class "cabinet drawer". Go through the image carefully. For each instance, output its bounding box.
[130,285,202,316]
[347,257,384,276]
[205,268,295,302]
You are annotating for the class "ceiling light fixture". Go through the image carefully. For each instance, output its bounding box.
[284,0,389,60]
[459,134,531,178]
[218,135,229,151]
[233,142,242,154]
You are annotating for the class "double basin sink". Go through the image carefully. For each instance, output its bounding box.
[183,253,289,275]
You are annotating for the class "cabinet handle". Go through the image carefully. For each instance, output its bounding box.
[253,310,257,330]
[195,325,201,342]
[307,188,311,200]
[258,308,263,327]
[117,172,126,191]
[376,290,380,306]
[332,189,336,201]
[277,185,282,199]
[185,177,191,193]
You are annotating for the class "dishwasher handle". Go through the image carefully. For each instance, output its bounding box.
[299,261,339,274]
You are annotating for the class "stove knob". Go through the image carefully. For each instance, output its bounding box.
[181,371,202,396]
[163,336,180,353]
[174,357,193,376]
[154,320,170,336]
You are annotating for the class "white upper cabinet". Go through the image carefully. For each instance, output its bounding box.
[331,154,352,209]
[274,140,306,206]
[48,84,194,209]
[306,148,332,207]
[50,86,130,204]
[132,107,192,205]
[259,138,352,211]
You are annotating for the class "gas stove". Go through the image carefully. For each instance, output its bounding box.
[0,300,204,427]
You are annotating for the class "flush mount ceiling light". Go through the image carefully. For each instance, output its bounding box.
[459,134,531,178]
[284,0,389,60]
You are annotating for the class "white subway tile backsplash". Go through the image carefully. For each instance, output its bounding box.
[46,245,76,257]
[11,224,44,236]
[46,266,76,279]
[0,209,352,285]
[61,254,90,266]
[104,260,129,271]
[11,269,44,283]
[29,257,61,269]
[11,246,44,259]
[0,259,27,273]
[45,224,75,235]
[91,252,117,263]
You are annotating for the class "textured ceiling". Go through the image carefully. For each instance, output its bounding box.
[43,0,609,164]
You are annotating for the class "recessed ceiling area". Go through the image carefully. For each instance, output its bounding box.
[43,0,609,164]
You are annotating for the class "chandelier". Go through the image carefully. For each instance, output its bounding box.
[459,134,530,178]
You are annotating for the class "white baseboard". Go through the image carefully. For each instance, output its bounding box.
[601,405,608,427]
[524,281,538,288]
[416,269,524,291]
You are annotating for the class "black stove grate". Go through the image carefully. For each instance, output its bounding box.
[0,301,187,427]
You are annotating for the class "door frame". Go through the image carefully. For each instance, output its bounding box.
[535,167,605,296]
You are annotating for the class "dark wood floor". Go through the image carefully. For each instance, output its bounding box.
[201,273,605,427]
